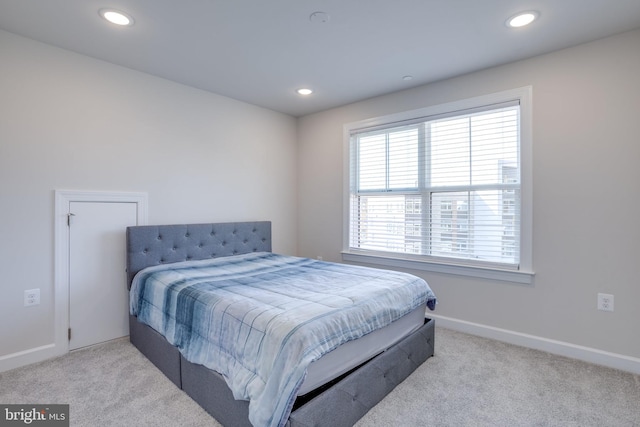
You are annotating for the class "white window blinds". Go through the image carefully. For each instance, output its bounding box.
[349,101,521,268]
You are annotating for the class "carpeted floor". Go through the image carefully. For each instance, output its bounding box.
[1,327,638,426]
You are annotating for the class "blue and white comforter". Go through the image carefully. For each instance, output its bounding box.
[130,252,436,427]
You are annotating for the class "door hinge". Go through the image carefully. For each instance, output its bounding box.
[67,213,75,227]
[68,328,71,341]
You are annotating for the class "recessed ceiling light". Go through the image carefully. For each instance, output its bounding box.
[296,88,313,95]
[99,9,134,26]
[506,11,539,28]
[402,75,413,81]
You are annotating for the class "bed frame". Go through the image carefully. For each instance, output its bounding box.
[126,221,435,427]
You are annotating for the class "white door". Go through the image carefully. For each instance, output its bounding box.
[68,201,138,350]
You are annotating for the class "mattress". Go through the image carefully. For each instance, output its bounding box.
[299,302,426,395]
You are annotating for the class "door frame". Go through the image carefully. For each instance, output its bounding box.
[54,190,147,356]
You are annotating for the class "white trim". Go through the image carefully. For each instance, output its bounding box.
[342,251,534,284]
[343,86,534,278]
[429,314,640,375]
[0,190,147,374]
[0,344,57,373]
[518,86,533,272]
[51,191,147,362]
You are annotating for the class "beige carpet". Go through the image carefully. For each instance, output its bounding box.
[1,327,638,426]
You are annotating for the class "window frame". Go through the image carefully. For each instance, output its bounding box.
[342,87,534,284]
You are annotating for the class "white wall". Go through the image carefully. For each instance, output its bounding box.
[0,30,298,361]
[297,29,640,366]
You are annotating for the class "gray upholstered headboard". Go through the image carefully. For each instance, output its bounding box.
[126,221,272,289]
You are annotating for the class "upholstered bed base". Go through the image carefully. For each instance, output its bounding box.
[126,222,435,426]
[130,314,434,427]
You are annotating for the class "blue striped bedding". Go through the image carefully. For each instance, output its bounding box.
[130,252,436,427]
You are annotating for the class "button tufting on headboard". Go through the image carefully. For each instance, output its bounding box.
[126,221,272,289]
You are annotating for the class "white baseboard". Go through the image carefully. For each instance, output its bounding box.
[0,343,61,373]
[429,314,640,375]
[3,317,639,376]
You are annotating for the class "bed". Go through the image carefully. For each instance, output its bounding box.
[126,221,436,427]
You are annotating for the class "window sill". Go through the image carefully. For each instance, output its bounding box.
[341,251,535,284]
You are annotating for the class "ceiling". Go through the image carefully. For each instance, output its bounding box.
[1,1,640,117]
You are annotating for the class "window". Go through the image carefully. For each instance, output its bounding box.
[344,88,533,283]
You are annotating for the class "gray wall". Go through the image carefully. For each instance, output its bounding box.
[297,29,640,361]
[2,26,639,369]
[0,30,298,358]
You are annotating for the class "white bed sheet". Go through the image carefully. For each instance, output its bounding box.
[298,303,427,395]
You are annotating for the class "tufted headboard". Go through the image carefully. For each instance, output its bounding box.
[126,221,271,289]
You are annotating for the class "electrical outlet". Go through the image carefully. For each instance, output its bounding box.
[24,289,40,307]
[597,293,614,312]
